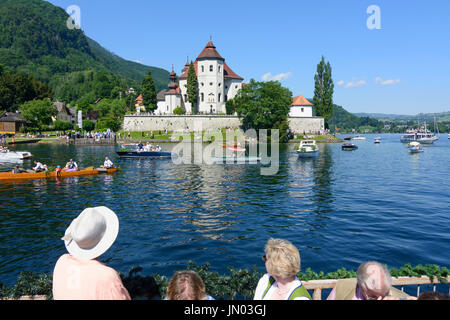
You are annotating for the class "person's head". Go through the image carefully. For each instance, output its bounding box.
[105,157,109,160]
[263,238,300,279]
[166,270,207,300]
[357,261,392,300]
[61,206,119,260]
[418,291,450,300]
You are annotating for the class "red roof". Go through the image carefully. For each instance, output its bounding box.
[135,94,143,105]
[197,40,224,60]
[291,94,313,106]
[179,58,243,81]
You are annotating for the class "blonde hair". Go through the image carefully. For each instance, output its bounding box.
[357,261,392,297]
[264,238,300,279]
[166,270,207,300]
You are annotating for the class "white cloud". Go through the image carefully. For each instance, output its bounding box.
[342,80,367,88]
[375,77,400,85]
[262,72,292,82]
[337,79,367,88]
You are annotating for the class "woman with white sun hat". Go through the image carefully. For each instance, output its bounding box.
[52,206,130,300]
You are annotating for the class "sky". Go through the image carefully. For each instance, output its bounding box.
[47,0,450,115]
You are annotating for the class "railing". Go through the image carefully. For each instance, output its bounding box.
[4,276,449,300]
[303,276,450,300]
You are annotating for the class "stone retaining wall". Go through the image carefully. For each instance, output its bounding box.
[123,115,324,133]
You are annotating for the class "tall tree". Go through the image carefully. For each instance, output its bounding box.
[232,79,292,141]
[186,61,198,114]
[19,99,57,131]
[141,71,157,113]
[313,56,334,129]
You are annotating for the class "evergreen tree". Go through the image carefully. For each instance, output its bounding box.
[313,56,334,129]
[186,62,198,114]
[141,71,157,112]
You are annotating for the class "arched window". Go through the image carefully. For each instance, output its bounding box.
[201,93,204,102]
[201,66,204,72]
[210,65,213,72]
[218,93,221,102]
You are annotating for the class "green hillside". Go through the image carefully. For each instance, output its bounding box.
[0,0,169,104]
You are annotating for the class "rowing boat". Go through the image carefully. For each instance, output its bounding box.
[0,167,99,181]
[95,167,118,174]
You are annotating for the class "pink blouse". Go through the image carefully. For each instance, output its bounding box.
[52,254,131,300]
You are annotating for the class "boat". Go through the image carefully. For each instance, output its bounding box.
[400,132,435,144]
[352,136,366,140]
[448,133,450,139]
[0,150,33,161]
[408,142,424,153]
[211,156,262,164]
[0,167,99,181]
[116,150,174,158]
[342,143,358,151]
[344,136,352,141]
[296,140,319,158]
[374,137,381,144]
[95,167,118,174]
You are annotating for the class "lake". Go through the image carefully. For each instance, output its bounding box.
[0,134,449,288]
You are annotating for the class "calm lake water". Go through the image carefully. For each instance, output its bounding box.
[0,134,449,287]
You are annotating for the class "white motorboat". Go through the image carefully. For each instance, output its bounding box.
[408,142,424,153]
[352,136,366,140]
[374,137,381,144]
[0,150,33,161]
[297,140,319,157]
[401,132,435,144]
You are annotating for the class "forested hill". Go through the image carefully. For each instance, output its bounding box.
[0,0,169,104]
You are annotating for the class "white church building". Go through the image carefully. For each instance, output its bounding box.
[155,40,244,115]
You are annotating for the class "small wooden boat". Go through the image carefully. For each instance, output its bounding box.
[0,167,99,181]
[212,156,262,164]
[95,167,118,174]
[342,143,358,151]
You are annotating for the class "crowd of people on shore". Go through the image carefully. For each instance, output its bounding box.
[51,206,450,301]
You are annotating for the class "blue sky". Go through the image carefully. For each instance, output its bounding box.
[47,0,450,115]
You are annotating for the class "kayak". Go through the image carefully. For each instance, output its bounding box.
[0,167,99,181]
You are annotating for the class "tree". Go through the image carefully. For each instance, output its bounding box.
[313,56,334,129]
[19,99,57,131]
[82,120,95,132]
[232,79,292,141]
[141,71,157,112]
[186,62,198,114]
[53,120,74,133]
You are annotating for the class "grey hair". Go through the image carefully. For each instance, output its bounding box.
[357,261,392,296]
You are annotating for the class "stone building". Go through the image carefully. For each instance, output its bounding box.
[155,40,244,115]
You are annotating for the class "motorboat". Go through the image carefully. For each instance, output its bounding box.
[352,136,366,140]
[344,136,352,141]
[117,144,175,159]
[296,140,319,158]
[342,143,358,151]
[0,149,33,161]
[374,137,381,144]
[211,156,262,164]
[400,132,434,144]
[408,142,424,153]
[116,150,174,158]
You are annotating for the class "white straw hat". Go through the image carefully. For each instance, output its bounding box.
[62,206,119,260]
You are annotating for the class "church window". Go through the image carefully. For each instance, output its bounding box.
[301,108,304,112]
[201,93,204,102]
[201,66,204,72]
[201,82,204,86]
[210,82,213,86]
[218,93,221,102]
[218,83,221,87]
[218,66,221,72]
[225,95,228,102]
[210,65,213,72]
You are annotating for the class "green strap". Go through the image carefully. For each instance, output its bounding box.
[263,276,311,300]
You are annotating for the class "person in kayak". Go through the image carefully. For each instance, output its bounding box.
[65,159,79,172]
